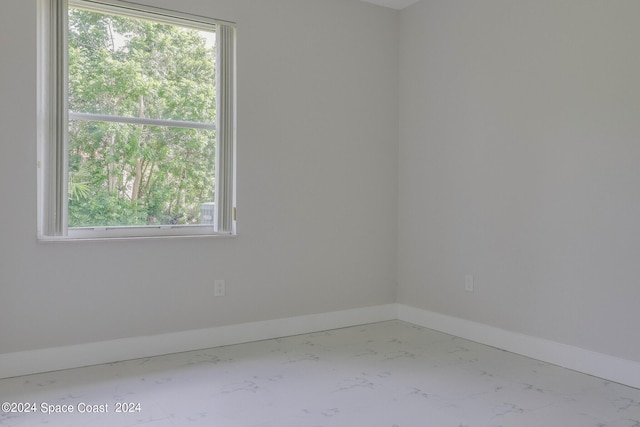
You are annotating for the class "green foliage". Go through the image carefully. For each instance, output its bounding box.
[67,7,216,228]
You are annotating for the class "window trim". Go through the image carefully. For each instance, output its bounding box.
[37,0,237,241]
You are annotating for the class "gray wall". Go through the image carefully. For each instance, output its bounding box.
[0,0,398,354]
[398,0,640,362]
[3,0,640,368]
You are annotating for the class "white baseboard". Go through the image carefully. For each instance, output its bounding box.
[3,303,640,390]
[397,304,640,390]
[0,304,397,379]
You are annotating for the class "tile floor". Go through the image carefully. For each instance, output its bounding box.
[1,320,640,426]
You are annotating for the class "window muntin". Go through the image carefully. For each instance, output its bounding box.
[37,0,236,240]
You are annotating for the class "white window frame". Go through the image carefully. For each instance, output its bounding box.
[37,0,236,241]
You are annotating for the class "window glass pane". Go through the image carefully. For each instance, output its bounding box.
[68,120,215,227]
[68,7,216,124]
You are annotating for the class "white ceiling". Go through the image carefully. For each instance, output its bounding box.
[360,0,420,10]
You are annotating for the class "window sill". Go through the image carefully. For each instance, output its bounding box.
[37,228,236,243]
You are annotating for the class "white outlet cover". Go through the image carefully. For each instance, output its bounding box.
[465,275,474,292]
[214,280,226,297]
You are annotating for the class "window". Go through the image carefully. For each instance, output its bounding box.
[37,0,236,240]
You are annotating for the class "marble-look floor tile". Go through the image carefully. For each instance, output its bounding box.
[1,321,640,426]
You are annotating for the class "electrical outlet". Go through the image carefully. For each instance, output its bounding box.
[214,279,226,297]
[465,275,474,292]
